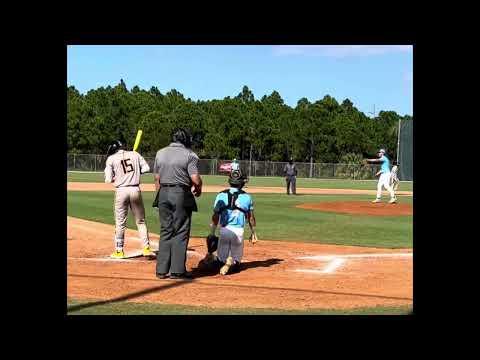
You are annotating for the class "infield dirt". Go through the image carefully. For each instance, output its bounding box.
[68,217,412,311]
[67,182,413,197]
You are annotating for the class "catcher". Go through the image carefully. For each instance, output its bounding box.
[199,170,257,275]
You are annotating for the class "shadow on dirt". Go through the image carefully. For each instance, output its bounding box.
[67,280,187,313]
[189,257,284,279]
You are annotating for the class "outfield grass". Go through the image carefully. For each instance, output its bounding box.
[67,298,412,315]
[67,191,412,248]
[67,171,413,192]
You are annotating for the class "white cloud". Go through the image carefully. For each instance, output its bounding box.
[272,45,412,57]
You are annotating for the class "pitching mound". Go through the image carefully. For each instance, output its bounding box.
[296,201,413,216]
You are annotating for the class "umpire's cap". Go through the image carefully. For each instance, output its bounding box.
[107,140,124,156]
[229,169,247,187]
[172,128,192,148]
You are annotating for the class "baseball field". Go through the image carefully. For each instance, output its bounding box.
[67,172,413,315]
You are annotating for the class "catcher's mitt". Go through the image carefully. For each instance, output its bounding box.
[206,234,219,253]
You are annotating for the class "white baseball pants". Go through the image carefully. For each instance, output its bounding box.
[376,172,396,200]
[217,226,245,263]
[114,186,150,250]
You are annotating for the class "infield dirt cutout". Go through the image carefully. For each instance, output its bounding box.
[296,201,413,216]
[67,182,413,197]
[67,216,412,311]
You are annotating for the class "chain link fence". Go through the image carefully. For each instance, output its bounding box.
[67,154,383,180]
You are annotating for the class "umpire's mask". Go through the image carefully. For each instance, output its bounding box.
[172,128,192,148]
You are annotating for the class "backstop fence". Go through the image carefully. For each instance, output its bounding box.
[398,119,413,181]
[67,154,389,180]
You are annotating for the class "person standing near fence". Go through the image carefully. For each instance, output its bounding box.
[104,140,154,259]
[231,158,240,172]
[283,158,297,195]
[153,128,203,280]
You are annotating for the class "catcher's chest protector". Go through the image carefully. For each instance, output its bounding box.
[220,189,247,214]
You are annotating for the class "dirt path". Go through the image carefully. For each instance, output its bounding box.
[297,201,413,216]
[67,182,413,196]
[67,217,413,311]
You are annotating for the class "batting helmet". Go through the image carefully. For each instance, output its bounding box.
[228,169,247,187]
[106,140,124,156]
[172,128,192,148]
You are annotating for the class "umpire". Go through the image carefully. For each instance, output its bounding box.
[283,157,297,195]
[153,128,203,280]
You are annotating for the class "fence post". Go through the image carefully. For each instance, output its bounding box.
[73,154,76,170]
[94,155,97,172]
[333,164,335,178]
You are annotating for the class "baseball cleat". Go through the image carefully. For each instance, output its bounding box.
[169,272,193,280]
[110,250,125,259]
[220,256,234,275]
[388,197,397,204]
[371,199,381,203]
[142,246,155,257]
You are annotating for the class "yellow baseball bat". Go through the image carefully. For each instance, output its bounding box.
[133,130,143,151]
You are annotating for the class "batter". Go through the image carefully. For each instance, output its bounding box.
[104,140,153,259]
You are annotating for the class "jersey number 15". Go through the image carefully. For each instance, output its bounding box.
[121,159,134,174]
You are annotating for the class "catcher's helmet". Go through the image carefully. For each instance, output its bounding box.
[229,169,247,187]
[172,128,192,148]
[106,140,124,156]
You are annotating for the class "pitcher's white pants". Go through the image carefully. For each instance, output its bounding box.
[376,172,396,200]
[217,226,244,263]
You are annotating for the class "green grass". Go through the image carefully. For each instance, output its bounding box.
[67,191,412,248]
[67,171,413,192]
[67,298,412,315]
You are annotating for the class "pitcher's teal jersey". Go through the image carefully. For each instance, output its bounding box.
[379,155,391,173]
[214,188,253,228]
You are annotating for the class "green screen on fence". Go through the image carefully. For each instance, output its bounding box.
[398,119,413,181]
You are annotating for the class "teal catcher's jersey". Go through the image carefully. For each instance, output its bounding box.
[213,188,253,228]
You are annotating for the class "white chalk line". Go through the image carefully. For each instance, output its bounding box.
[68,257,137,263]
[295,258,346,274]
[298,253,412,261]
[293,252,412,275]
[68,250,203,264]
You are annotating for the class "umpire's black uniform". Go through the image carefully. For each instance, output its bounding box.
[153,129,201,279]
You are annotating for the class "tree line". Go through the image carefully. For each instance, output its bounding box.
[67,79,412,164]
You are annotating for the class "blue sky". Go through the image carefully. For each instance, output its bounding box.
[67,45,413,116]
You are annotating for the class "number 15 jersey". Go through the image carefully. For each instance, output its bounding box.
[104,150,150,187]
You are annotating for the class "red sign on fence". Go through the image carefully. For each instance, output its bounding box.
[219,162,232,173]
